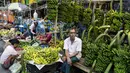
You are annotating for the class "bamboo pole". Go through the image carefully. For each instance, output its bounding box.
[120,0,122,14]
[91,2,96,25]
[89,0,92,8]
[54,5,58,46]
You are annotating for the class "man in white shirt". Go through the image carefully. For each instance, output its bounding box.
[0,39,20,69]
[61,27,82,73]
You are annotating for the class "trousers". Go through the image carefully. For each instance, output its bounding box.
[61,56,79,73]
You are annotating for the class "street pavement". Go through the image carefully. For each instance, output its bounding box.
[0,65,11,73]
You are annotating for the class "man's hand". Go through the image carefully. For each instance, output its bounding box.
[62,56,67,62]
[33,33,36,35]
[69,52,79,58]
[67,57,72,65]
[14,54,19,58]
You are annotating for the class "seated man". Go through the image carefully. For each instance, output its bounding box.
[60,27,82,73]
[38,28,52,48]
[0,39,20,69]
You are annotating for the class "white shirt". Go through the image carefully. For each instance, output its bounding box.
[29,23,35,30]
[0,45,18,64]
[64,37,82,59]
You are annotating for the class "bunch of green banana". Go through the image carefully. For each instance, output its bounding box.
[84,42,99,66]
[72,2,82,23]
[94,43,113,72]
[112,46,130,73]
[82,8,92,27]
[47,0,58,20]
[105,10,122,32]
[95,8,104,27]
[123,12,130,30]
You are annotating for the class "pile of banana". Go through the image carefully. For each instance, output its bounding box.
[0,29,11,36]
[22,45,61,65]
[0,29,21,38]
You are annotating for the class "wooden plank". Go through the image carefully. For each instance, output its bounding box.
[73,58,96,73]
[73,62,91,73]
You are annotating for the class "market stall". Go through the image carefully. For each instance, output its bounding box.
[1,0,130,73]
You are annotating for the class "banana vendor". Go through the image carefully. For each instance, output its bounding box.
[0,39,21,69]
[37,28,52,48]
[60,27,82,73]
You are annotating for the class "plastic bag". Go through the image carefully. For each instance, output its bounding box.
[9,62,22,73]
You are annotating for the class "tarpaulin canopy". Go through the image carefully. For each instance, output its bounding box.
[7,3,30,10]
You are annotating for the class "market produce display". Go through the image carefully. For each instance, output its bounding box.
[58,2,73,23]
[105,10,122,32]
[1,0,130,73]
[47,0,58,20]
[84,42,99,66]
[72,2,82,23]
[95,8,104,26]
[21,45,61,65]
[0,29,22,39]
[95,43,113,72]
[82,8,92,27]
[123,12,130,30]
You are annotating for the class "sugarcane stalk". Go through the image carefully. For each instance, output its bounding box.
[110,0,113,10]
[104,62,113,73]
[95,33,112,43]
[81,29,86,40]
[88,0,92,8]
[98,25,110,30]
[103,13,106,25]
[89,60,97,73]
[117,30,123,49]
[91,2,96,25]
[87,26,93,42]
[120,0,123,14]
[109,30,123,49]
[99,2,103,9]
[120,33,126,44]
[127,32,130,48]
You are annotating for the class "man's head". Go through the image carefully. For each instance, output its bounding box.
[69,27,76,41]
[9,38,20,48]
[45,28,50,33]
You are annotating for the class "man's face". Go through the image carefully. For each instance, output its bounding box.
[69,29,76,41]
[14,44,18,48]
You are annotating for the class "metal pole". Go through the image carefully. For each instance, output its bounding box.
[7,1,10,25]
[4,0,5,6]
[29,4,31,19]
